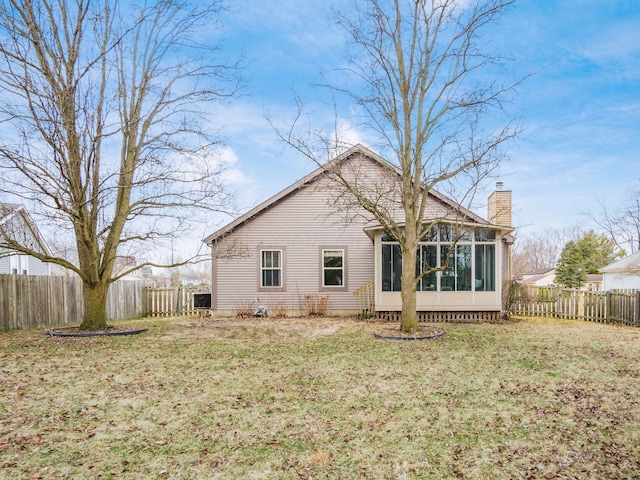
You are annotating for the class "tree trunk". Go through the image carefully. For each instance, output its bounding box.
[80,282,109,330]
[400,234,419,333]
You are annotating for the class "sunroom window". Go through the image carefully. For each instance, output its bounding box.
[475,244,495,291]
[441,244,472,291]
[381,226,496,292]
[416,245,437,291]
[381,244,402,291]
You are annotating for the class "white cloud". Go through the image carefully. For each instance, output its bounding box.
[212,145,250,187]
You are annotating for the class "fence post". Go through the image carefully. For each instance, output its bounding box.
[605,291,611,323]
[635,291,640,327]
[578,290,584,319]
[174,287,180,315]
[557,289,562,317]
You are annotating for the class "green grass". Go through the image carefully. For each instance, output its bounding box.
[1,316,639,479]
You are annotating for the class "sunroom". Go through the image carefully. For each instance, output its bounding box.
[367,223,513,314]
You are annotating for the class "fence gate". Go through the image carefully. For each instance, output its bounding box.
[144,285,212,317]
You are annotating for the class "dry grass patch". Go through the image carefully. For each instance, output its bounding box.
[166,316,357,340]
[1,316,639,479]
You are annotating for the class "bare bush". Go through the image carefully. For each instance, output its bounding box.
[234,299,253,318]
[299,294,329,317]
[270,298,289,318]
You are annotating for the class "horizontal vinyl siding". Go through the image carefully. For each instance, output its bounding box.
[0,251,49,275]
[28,257,50,276]
[214,174,375,313]
[0,254,9,274]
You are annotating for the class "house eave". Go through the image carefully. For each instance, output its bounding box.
[0,203,52,256]
[363,221,515,241]
[602,268,640,275]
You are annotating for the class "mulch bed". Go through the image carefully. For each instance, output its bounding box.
[373,325,446,341]
[45,325,148,338]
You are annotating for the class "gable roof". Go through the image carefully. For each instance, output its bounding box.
[523,267,555,276]
[0,203,52,256]
[600,251,640,274]
[0,202,22,221]
[204,144,503,244]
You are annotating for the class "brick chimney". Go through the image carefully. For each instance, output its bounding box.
[488,182,512,226]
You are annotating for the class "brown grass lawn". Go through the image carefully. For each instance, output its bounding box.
[1,316,639,479]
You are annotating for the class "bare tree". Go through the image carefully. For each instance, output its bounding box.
[274,0,520,332]
[511,227,579,278]
[587,182,640,255]
[0,0,238,329]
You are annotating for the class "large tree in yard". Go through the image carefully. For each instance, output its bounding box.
[275,0,520,333]
[0,0,238,329]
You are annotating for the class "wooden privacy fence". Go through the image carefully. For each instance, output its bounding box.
[143,285,212,317]
[106,280,149,322]
[511,284,640,327]
[0,274,150,331]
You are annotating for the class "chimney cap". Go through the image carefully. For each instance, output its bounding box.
[496,181,504,190]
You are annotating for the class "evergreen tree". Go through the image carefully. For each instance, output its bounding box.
[555,231,622,288]
[555,241,587,288]
[577,231,622,273]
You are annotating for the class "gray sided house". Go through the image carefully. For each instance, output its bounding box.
[205,145,514,318]
[600,251,640,291]
[0,203,51,275]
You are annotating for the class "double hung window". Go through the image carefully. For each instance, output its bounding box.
[260,250,282,288]
[322,249,344,287]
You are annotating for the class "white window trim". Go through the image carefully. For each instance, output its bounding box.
[258,247,286,292]
[381,226,497,293]
[10,254,29,275]
[319,246,348,291]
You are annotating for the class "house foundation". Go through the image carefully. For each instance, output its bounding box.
[375,311,502,323]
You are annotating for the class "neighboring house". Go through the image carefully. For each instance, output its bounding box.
[113,257,156,286]
[204,145,514,318]
[0,203,51,275]
[600,251,640,291]
[520,268,601,291]
[180,274,211,287]
[520,268,556,286]
[584,274,603,292]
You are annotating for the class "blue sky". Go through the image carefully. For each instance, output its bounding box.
[212,0,640,238]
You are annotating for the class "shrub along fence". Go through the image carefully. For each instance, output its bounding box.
[0,274,149,332]
[511,283,640,327]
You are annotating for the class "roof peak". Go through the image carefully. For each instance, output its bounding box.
[204,144,495,244]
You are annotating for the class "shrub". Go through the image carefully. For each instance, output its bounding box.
[270,298,288,318]
[234,299,253,318]
[299,293,329,316]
